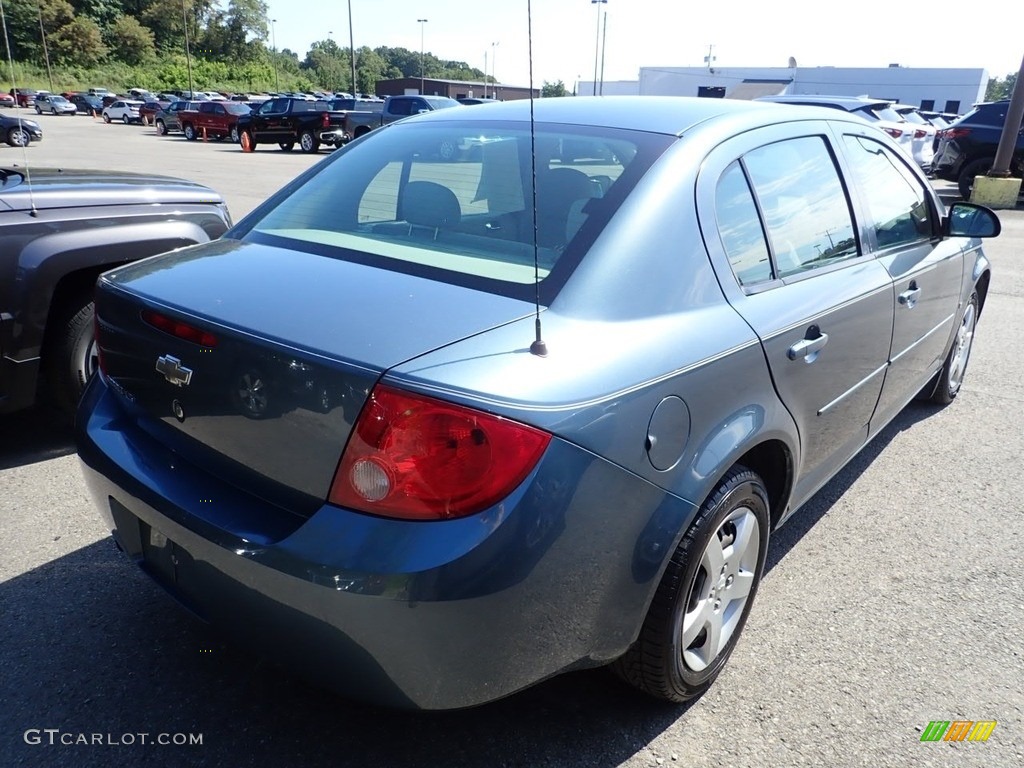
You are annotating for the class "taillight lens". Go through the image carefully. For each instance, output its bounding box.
[142,309,218,347]
[321,111,330,128]
[944,127,972,140]
[329,385,551,520]
[884,127,903,139]
[913,129,927,139]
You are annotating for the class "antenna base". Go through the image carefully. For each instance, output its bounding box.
[530,339,548,357]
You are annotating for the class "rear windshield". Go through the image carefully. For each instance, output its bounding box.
[241,120,672,303]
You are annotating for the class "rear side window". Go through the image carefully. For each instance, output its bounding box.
[715,162,772,286]
[842,135,934,249]
[743,136,858,278]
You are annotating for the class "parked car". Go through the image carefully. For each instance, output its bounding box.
[69,93,104,115]
[0,167,231,415]
[33,93,78,116]
[102,100,143,124]
[0,113,42,146]
[892,104,937,170]
[153,100,195,135]
[179,100,252,142]
[932,100,1024,198]
[0,92,15,108]
[138,100,165,125]
[9,88,40,108]
[756,94,916,160]
[77,96,999,711]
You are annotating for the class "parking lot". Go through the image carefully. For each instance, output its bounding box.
[2,110,1023,768]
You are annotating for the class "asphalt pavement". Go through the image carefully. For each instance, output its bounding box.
[1,111,1022,768]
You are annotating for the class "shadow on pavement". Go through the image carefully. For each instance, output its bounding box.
[0,405,75,471]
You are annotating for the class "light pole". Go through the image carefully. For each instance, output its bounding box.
[599,9,607,95]
[348,0,357,96]
[36,4,53,93]
[270,18,280,93]
[490,41,499,99]
[591,0,606,96]
[181,0,194,97]
[417,18,428,94]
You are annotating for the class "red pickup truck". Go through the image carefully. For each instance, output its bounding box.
[178,101,253,143]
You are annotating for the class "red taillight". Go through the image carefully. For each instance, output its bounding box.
[943,127,971,140]
[329,385,551,520]
[884,127,903,139]
[321,111,330,128]
[913,129,927,139]
[141,309,218,347]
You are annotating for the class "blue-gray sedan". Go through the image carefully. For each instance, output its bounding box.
[77,96,1000,709]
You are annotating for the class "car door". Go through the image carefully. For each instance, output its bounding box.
[252,99,284,142]
[699,125,895,509]
[836,130,964,432]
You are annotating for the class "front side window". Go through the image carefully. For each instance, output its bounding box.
[241,121,671,302]
[743,136,858,277]
[842,135,933,249]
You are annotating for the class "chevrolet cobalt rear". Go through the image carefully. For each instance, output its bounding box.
[78,97,999,709]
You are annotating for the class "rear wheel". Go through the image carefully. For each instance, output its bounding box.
[612,466,769,702]
[438,137,458,160]
[122,114,130,125]
[299,130,320,153]
[184,123,197,141]
[45,294,98,414]
[155,119,167,135]
[35,105,42,114]
[229,125,239,143]
[102,113,111,123]
[957,158,993,199]
[931,291,979,404]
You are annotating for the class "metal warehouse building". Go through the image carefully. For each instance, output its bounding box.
[584,65,988,114]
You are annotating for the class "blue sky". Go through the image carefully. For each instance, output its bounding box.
[267,0,1022,89]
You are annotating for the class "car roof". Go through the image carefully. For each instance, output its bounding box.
[402,95,806,136]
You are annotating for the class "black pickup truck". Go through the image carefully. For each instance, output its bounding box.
[0,167,231,415]
[237,95,462,154]
[236,98,351,153]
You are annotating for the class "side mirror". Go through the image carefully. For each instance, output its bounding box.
[944,202,1001,238]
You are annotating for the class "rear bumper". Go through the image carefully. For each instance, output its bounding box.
[318,129,345,145]
[76,374,694,709]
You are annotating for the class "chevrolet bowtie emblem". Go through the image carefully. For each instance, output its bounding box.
[156,355,193,387]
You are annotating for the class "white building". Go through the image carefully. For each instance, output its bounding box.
[582,65,988,114]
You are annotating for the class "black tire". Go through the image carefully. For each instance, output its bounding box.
[6,126,29,147]
[931,290,979,405]
[122,114,130,125]
[51,107,58,115]
[102,113,111,124]
[299,130,320,153]
[612,466,770,702]
[34,105,42,114]
[45,294,98,414]
[279,142,295,152]
[155,119,167,136]
[957,158,992,200]
[229,125,239,143]
[184,123,197,141]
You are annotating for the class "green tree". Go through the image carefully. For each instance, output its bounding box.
[108,15,156,65]
[542,80,567,97]
[985,72,1018,101]
[49,17,107,66]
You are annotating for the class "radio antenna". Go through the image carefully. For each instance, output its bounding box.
[526,0,547,357]
[0,0,37,216]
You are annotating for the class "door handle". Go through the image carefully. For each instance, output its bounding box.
[787,330,829,361]
[898,285,922,307]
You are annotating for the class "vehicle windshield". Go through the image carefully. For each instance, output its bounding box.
[240,120,673,302]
